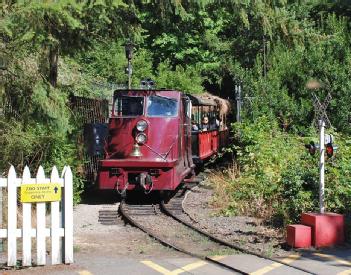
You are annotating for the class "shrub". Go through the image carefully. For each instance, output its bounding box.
[212,116,351,226]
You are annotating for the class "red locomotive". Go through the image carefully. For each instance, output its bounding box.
[98,89,229,195]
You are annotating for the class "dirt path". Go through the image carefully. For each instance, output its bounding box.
[73,197,180,259]
[183,182,291,257]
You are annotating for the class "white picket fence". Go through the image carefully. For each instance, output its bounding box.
[0,165,73,266]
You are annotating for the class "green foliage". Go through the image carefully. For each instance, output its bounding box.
[0,117,84,204]
[155,62,204,93]
[223,117,351,225]
[1,0,131,51]
[239,14,351,133]
[75,41,156,90]
[75,40,203,93]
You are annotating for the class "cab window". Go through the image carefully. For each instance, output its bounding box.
[114,96,144,117]
[147,95,178,117]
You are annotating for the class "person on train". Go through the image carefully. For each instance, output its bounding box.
[216,115,220,128]
[128,99,143,116]
[191,120,199,131]
[201,116,209,131]
[209,116,219,130]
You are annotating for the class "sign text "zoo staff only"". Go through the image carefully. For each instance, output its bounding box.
[20,183,61,203]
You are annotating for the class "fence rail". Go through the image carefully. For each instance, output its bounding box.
[0,165,73,266]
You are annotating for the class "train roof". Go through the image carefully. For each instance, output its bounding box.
[186,94,217,106]
[113,89,180,94]
[112,89,229,110]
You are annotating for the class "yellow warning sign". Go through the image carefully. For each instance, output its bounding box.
[20,183,61,203]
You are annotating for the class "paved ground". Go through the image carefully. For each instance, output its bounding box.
[1,196,351,274]
[2,248,351,275]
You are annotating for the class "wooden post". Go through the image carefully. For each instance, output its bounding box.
[22,166,32,266]
[36,166,46,265]
[63,166,73,263]
[51,166,61,264]
[0,167,3,253]
[7,166,17,266]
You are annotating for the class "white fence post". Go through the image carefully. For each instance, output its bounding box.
[7,166,17,267]
[22,166,32,266]
[50,166,61,265]
[63,167,74,264]
[36,166,47,265]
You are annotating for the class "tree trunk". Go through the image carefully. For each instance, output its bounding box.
[49,46,59,87]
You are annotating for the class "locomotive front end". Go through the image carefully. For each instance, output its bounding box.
[98,90,187,193]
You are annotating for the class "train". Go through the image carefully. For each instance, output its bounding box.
[97,89,230,196]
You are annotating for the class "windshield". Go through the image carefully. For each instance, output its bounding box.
[147,95,178,117]
[114,96,144,117]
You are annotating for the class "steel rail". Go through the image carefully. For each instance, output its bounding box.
[161,191,316,275]
[119,200,248,275]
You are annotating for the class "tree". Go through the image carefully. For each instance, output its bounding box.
[1,0,138,87]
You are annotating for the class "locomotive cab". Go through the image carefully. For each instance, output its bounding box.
[98,90,194,193]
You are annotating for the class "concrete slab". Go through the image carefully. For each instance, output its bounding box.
[289,251,351,275]
[213,254,288,274]
[265,248,351,275]
[312,247,351,262]
[76,254,240,275]
[2,248,351,274]
[266,266,305,275]
[215,253,309,274]
[192,262,238,275]
[141,258,194,275]
[77,255,160,275]
[141,256,239,275]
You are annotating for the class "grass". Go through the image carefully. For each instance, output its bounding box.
[208,161,275,221]
[207,247,239,256]
[207,161,238,212]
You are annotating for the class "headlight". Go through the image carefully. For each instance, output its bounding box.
[136,120,148,131]
[136,133,147,144]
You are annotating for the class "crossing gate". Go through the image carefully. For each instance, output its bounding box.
[0,165,73,266]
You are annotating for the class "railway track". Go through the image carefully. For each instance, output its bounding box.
[118,186,316,275]
[120,199,247,274]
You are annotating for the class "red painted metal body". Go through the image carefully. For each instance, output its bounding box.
[199,131,213,159]
[98,89,230,193]
[98,90,194,191]
[197,129,229,160]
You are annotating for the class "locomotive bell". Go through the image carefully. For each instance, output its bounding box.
[130,143,143,157]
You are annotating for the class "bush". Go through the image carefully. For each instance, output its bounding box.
[212,116,351,226]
